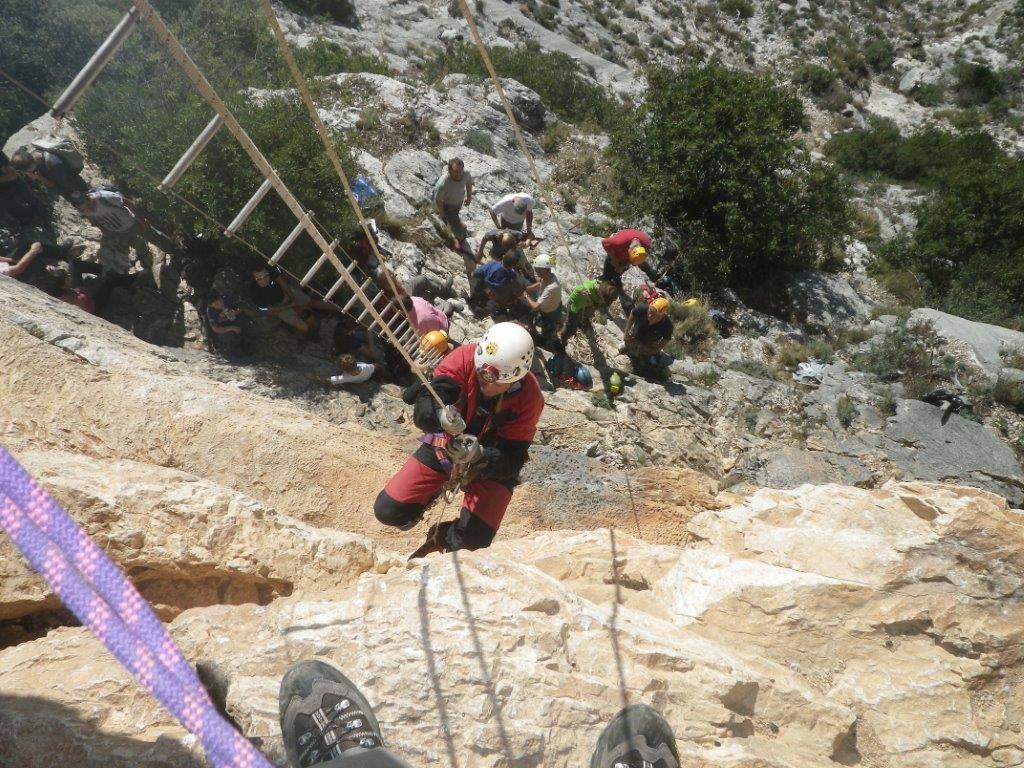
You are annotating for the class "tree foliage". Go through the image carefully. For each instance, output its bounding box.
[609,64,852,291]
[4,0,370,272]
[879,155,1024,326]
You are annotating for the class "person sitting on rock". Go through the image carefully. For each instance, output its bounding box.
[249,265,341,336]
[488,192,535,238]
[205,293,251,357]
[332,315,376,362]
[401,294,449,336]
[624,296,674,376]
[0,238,46,280]
[309,353,378,388]
[10,146,87,200]
[0,150,46,223]
[600,228,657,294]
[558,278,616,352]
[45,258,105,315]
[278,657,680,768]
[432,157,474,254]
[374,322,543,556]
[520,253,562,347]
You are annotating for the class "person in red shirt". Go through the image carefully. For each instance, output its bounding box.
[600,228,657,292]
[374,322,544,554]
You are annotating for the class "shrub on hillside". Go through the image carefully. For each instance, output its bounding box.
[826,119,1002,183]
[419,43,617,129]
[294,39,391,77]
[879,154,1024,327]
[608,64,851,292]
[719,0,754,19]
[852,320,950,397]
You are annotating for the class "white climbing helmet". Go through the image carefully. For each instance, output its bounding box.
[533,253,555,270]
[474,322,535,384]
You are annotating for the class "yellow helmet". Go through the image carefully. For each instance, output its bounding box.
[420,330,450,356]
[628,245,648,265]
[682,297,700,308]
[650,297,669,313]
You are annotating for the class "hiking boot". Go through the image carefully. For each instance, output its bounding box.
[590,705,680,768]
[279,660,384,768]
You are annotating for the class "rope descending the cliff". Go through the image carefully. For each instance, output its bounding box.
[0,446,274,768]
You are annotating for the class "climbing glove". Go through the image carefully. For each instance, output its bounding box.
[436,404,467,435]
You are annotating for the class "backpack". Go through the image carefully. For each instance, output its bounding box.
[31,135,85,173]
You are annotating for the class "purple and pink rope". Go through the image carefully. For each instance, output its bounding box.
[0,445,273,768]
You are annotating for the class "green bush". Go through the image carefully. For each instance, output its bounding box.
[719,0,754,19]
[952,62,1005,107]
[863,38,895,72]
[418,43,618,128]
[826,119,1002,184]
[992,378,1024,413]
[836,394,858,428]
[880,152,1024,327]
[0,0,125,137]
[793,63,837,96]
[912,82,945,107]
[463,128,496,156]
[279,0,358,26]
[294,39,391,77]
[609,64,852,292]
[852,320,949,396]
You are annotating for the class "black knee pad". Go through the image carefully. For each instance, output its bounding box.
[374,491,426,528]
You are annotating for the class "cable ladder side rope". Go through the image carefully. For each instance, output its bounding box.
[256,0,419,339]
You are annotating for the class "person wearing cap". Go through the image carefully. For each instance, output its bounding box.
[488,192,535,237]
[600,228,656,292]
[374,322,544,554]
[520,253,562,346]
[624,296,674,375]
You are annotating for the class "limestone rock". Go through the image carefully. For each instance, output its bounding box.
[0,450,390,625]
[784,270,872,329]
[2,483,1022,767]
[910,307,1024,379]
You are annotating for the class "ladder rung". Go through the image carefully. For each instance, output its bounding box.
[52,9,139,117]
[324,275,346,302]
[359,298,392,325]
[159,114,223,191]
[300,244,335,287]
[341,278,374,312]
[269,216,308,265]
[225,179,273,235]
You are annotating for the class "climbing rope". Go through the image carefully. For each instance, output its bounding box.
[0,446,273,768]
[454,0,587,284]
[257,0,418,336]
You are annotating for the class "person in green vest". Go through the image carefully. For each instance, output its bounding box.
[557,278,615,352]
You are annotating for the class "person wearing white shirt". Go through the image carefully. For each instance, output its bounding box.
[310,354,378,387]
[488,192,535,236]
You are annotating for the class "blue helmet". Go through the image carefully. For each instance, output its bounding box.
[575,365,593,389]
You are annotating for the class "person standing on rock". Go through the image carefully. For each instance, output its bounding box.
[558,278,616,352]
[374,322,543,555]
[521,252,562,347]
[432,157,474,254]
[624,296,674,377]
[600,228,657,295]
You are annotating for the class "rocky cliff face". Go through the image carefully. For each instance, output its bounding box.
[2,481,1022,767]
